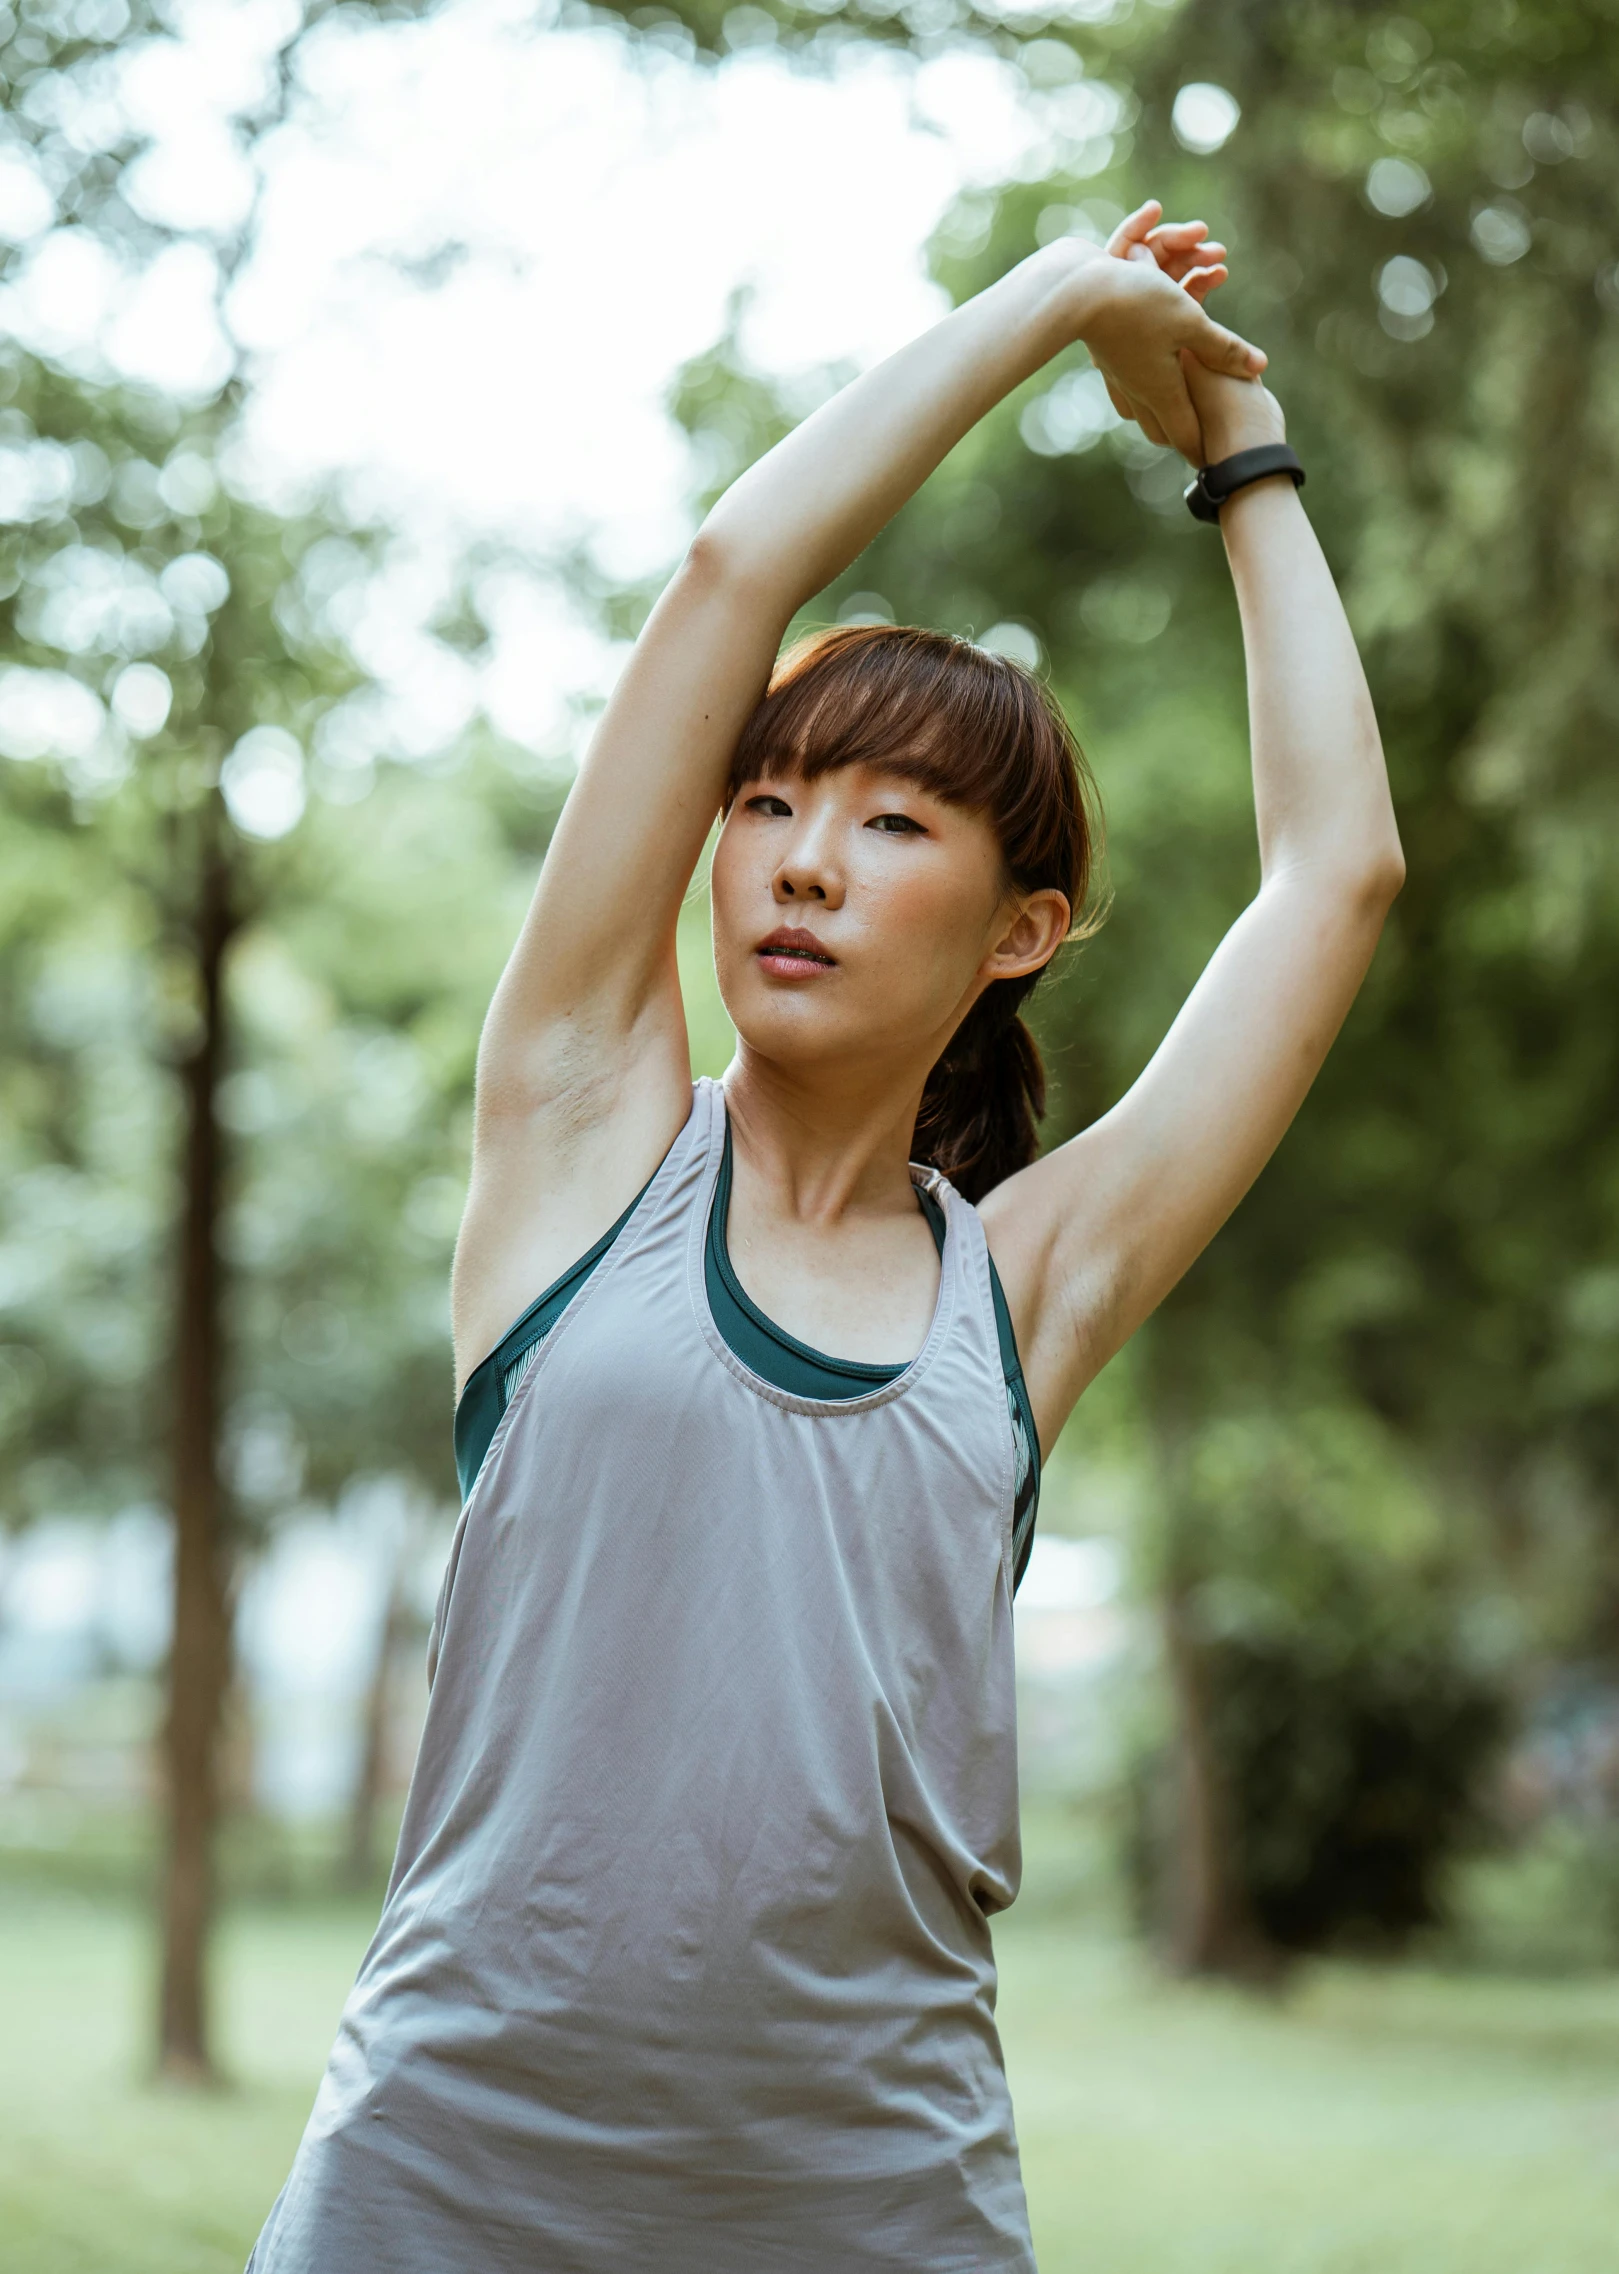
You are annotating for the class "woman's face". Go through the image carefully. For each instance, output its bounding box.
[710,761,1061,1083]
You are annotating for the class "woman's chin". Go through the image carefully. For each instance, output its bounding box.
[726,983,884,1068]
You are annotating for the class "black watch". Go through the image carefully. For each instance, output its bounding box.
[1184,444,1305,524]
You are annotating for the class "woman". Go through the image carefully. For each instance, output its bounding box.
[249,204,1402,2271]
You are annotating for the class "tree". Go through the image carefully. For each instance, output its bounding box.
[0,0,532,2075]
[0,354,347,2072]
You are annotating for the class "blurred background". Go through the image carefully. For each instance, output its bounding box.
[3,0,1618,2267]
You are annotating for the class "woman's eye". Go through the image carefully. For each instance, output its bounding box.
[868,812,924,835]
[744,794,792,817]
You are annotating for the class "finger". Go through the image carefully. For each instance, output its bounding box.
[1135,401,1172,450]
[1145,226,1205,277]
[1152,387,1203,462]
[1115,383,1173,449]
[1105,198,1162,258]
[1093,359,1137,422]
[1156,237,1225,273]
[1161,245,1225,284]
[1181,261,1229,304]
[1155,239,1228,285]
[1180,303,1267,376]
[1134,359,1203,460]
[1101,368,1165,444]
[1146,220,1209,251]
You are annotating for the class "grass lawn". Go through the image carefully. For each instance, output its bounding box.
[1002,1923,1619,2274]
[2,1875,1617,2273]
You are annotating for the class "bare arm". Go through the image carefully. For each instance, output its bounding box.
[983,363,1405,1450]
[453,239,1264,1388]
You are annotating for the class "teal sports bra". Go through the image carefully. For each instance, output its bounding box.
[454,1116,1041,1588]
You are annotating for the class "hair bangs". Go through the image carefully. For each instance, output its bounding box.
[727,622,1098,907]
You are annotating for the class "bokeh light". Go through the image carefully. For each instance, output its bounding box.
[1171,82,1240,156]
[221,724,307,840]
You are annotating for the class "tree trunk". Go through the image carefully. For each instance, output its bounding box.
[157,820,237,2084]
[1162,1583,1273,1981]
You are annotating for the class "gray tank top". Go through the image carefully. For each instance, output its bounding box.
[247,1078,1035,2273]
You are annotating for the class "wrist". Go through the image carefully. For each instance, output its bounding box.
[1184,442,1305,527]
[1196,386,1286,466]
[1054,243,1122,339]
[997,238,1111,370]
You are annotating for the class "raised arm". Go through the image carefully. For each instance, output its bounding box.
[452,235,1264,1387]
[983,361,1405,1449]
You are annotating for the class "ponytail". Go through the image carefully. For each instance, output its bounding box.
[912,974,1048,1204]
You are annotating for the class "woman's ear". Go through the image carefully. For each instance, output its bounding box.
[984,889,1071,983]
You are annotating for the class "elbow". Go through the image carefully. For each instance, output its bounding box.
[685,509,805,619]
[1264,833,1406,922]
[1357,835,1406,913]
[681,523,736,592]
[1331,842,1405,930]
[683,518,769,602]
[1371,820,1407,905]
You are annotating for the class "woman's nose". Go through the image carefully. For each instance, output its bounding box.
[773,832,843,906]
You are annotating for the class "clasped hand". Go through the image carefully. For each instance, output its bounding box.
[1080,199,1284,467]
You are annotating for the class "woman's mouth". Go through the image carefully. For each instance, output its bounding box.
[756,926,838,979]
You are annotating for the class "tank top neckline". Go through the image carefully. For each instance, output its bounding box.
[706,1088,948,1391]
[686,1077,966,1419]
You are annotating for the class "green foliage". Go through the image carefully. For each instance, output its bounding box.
[1450,1814,1619,1972]
[1149,1413,1511,1948]
[0,352,340,1523]
[1118,1408,1511,1952]
[1213,1621,1505,1948]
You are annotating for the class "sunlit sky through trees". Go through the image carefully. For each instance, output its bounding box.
[0,0,1064,772]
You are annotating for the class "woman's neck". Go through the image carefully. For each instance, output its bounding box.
[721,1045,931,1229]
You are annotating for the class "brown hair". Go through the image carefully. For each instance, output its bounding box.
[725,622,1102,1201]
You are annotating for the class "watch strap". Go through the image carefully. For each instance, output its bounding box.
[1185,443,1305,524]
